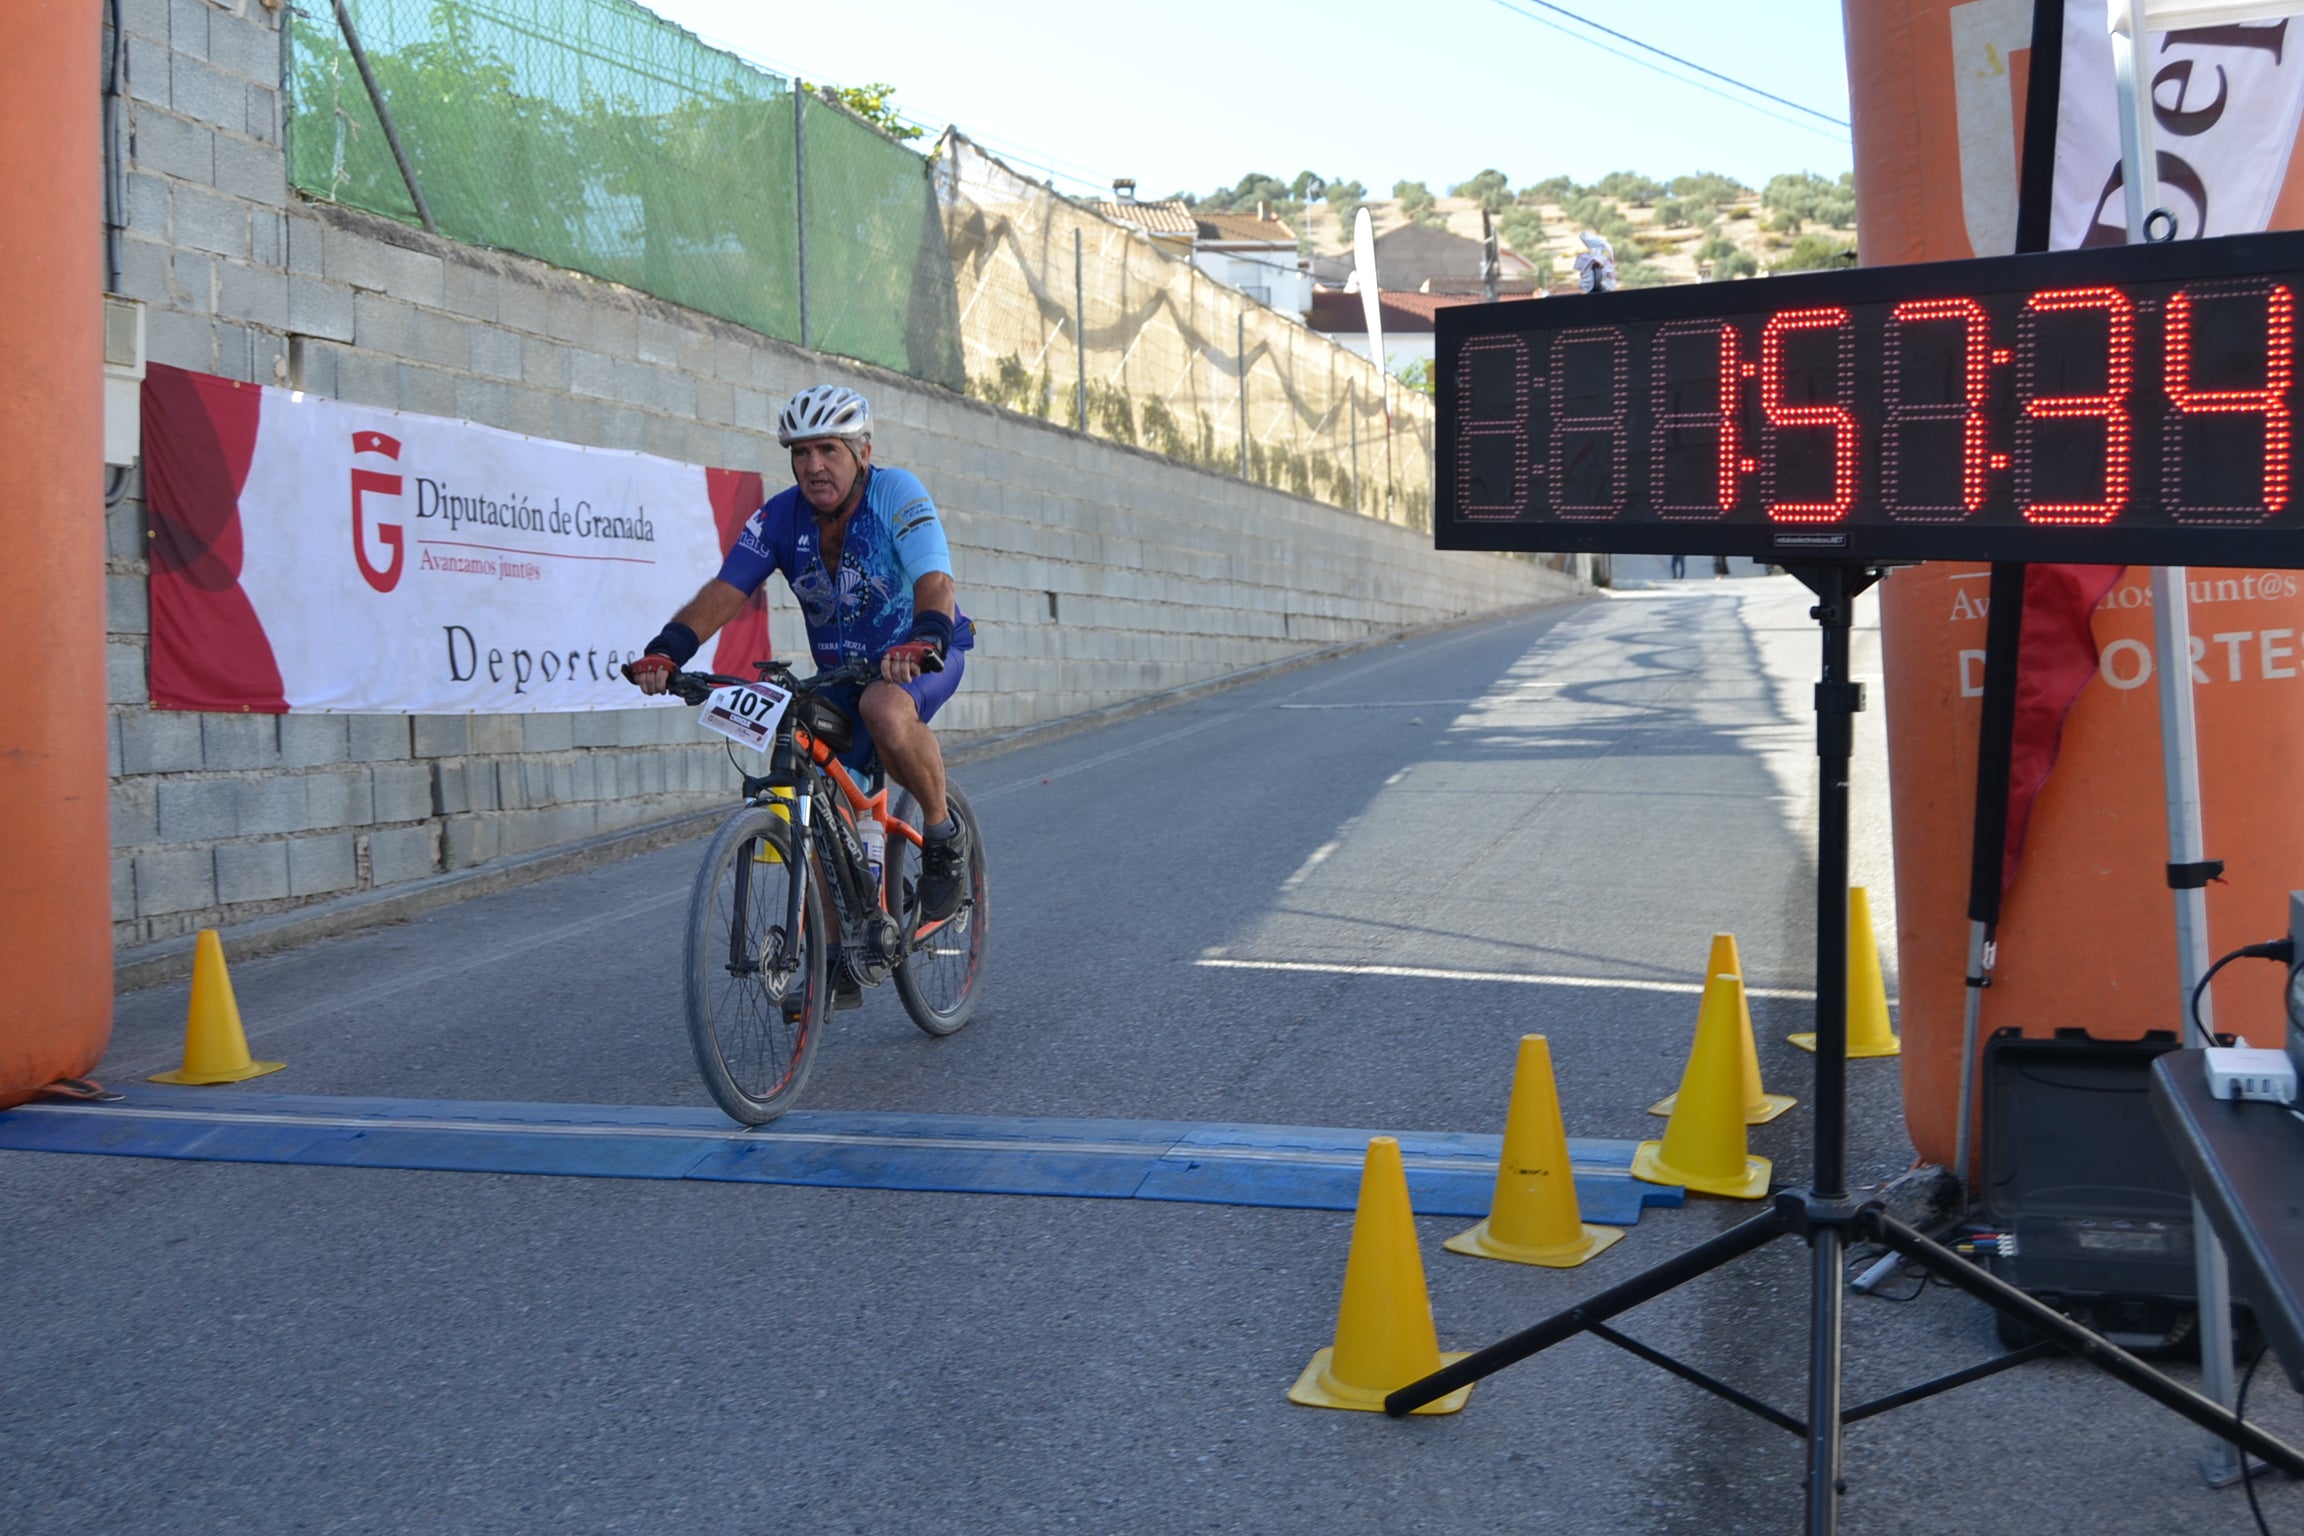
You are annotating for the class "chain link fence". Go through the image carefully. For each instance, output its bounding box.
[936,135,1433,529]
[282,0,1430,523]
[285,0,958,385]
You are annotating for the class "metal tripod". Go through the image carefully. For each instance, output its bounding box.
[1381,563,2304,1534]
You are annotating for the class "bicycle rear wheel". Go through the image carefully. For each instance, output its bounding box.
[886,785,988,1038]
[685,806,829,1124]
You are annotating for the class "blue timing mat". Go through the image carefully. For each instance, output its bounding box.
[0,1088,1685,1224]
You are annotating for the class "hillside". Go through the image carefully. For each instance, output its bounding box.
[1292,174,1858,287]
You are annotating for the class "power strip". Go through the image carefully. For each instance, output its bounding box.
[2204,1045,2298,1104]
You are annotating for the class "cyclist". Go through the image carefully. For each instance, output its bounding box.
[628,384,976,922]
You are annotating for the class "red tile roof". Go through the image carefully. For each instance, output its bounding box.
[1096,198,1198,236]
[1193,210,1297,245]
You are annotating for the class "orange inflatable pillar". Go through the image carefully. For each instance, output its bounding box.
[1883,567,2304,1168]
[1846,0,2304,1168]
[0,2,112,1106]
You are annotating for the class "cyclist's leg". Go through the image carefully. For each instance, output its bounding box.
[856,652,963,829]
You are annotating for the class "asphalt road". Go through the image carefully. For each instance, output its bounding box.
[9,577,2300,1535]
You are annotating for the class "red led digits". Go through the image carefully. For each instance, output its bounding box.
[1759,307,1859,522]
[1882,297,1992,520]
[1648,321,1743,517]
[2016,285,2133,525]
[2161,281,2293,521]
[1551,327,1629,519]
[1455,335,1536,519]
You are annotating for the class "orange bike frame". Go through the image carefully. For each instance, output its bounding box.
[790,723,954,933]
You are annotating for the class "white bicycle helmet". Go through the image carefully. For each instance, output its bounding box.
[776,384,872,446]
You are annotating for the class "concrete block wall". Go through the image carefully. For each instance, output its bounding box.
[101,0,1581,950]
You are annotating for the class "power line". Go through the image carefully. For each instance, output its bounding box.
[1483,0,1851,139]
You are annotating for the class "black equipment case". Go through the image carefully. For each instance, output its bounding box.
[1977,1027,2208,1347]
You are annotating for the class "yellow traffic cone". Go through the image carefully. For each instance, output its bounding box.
[1650,933,1796,1124]
[1447,1035,1623,1268]
[1790,887,1901,1057]
[1289,1137,1473,1414]
[1633,974,1772,1199]
[150,931,285,1085]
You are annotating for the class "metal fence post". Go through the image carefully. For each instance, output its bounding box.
[1349,378,1359,512]
[794,85,810,351]
[1074,227,1086,432]
[1237,311,1249,479]
[332,0,435,234]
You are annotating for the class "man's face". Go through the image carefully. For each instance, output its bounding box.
[791,437,868,516]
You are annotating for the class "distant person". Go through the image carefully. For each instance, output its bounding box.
[626,385,976,921]
[1713,554,1731,579]
[1670,554,1686,580]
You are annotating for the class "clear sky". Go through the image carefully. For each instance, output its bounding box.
[640,0,1854,202]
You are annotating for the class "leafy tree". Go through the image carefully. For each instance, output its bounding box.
[1290,169,1327,201]
[1762,170,1856,229]
[1397,357,1437,396]
[1561,192,1616,229]
[1670,171,1749,206]
[1451,168,1512,214]
[1654,197,1687,229]
[1323,177,1367,223]
[1595,170,1665,205]
[802,81,923,141]
[1394,179,1436,217]
[1521,174,1578,203]
[1693,232,1738,269]
[1496,204,1547,257]
[1767,232,1856,273]
[1197,171,1301,216]
[1713,249,1760,279]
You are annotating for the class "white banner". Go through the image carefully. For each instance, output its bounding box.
[144,364,769,714]
[2051,3,2304,247]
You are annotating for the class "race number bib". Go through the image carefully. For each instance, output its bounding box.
[698,680,791,752]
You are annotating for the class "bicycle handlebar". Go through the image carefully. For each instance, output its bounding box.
[643,657,881,707]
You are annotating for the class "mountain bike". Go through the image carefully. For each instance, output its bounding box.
[657,657,988,1124]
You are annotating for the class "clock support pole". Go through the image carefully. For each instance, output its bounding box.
[1382,562,2304,1534]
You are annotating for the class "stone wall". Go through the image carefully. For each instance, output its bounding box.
[101,0,1582,952]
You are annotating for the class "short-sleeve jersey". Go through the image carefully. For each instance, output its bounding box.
[716,465,971,669]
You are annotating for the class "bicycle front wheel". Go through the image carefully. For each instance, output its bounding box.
[685,806,829,1124]
[886,785,988,1038]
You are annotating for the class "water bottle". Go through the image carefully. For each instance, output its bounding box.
[858,812,885,891]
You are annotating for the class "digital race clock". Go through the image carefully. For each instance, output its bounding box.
[1434,229,2304,567]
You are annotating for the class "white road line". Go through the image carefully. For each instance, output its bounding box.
[1194,956,1825,1002]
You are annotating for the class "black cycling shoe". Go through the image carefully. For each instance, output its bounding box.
[915,818,971,924]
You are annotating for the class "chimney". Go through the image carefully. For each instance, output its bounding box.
[1258,199,1268,222]
[1113,177,1137,204]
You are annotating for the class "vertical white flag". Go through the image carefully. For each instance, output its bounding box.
[2050,0,2304,246]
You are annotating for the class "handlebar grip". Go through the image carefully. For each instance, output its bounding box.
[884,641,944,675]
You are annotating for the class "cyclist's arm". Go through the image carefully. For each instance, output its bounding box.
[672,578,752,641]
[880,476,958,685]
[630,578,751,694]
[882,572,955,684]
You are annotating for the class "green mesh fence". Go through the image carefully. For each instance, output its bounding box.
[285,0,959,385]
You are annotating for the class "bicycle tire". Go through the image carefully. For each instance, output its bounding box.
[685,805,829,1124]
[886,784,988,1038]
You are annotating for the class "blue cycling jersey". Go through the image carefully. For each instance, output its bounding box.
[716,465,973,669]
